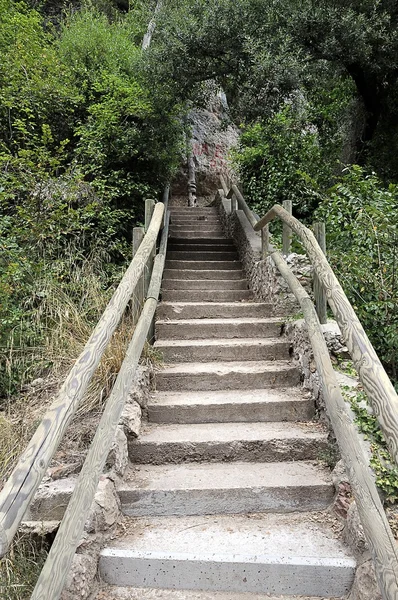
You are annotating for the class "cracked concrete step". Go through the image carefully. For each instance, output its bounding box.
[156,302,273,320]
[118,461,334,517]
[170,223,224,231]
[156,317,282,340]
[154,338,289,363]
[170,218,221,226]
[169,230,225,239]
[95,588,345,600]
[128,421,328,464]
[167,251,238,261]
[161,279,249,291]
[155,361,300,391]
[162,290,252,302]
[170,209,218,215]
[165,260,242,270]
[99,513,355,597]
[147,388,314,423]
[163,269,245,280]
[168,237,233,245]
[168,244,235,253]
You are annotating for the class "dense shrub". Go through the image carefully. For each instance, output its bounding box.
[233,105,325,219]
[0,3,183,399]
[315,166,398,383]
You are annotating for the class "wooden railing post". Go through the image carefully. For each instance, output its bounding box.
[313,222,327,324]
[254,204,398,472]
[145,198,156,341]
[0,203,165,558]
[282,200,292,255]
[261,225,269,259]
[145,199,156,294]
[133,227,145,321]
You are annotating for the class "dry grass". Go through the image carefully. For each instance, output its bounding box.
[0,532,49,600]
[0,257,155,483]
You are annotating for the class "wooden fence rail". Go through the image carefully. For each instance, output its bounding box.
[222,177,398,600]
[254,204,398,470]
[31,211,170,600]
[0,201,165,559]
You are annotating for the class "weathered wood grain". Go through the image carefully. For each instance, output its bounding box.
[282,200,292,256]
[313,222,327,324]
[255,204,398,470]
[0,203,165,558]
[162,185,170,229]
[269,245,398,600]
[219,174,229,197]
[261,225,269,259]
[31,213,170,600]
[231,184,258,228]
[187,140,197,207]
[145,199,156,299]
[133,226,145,320]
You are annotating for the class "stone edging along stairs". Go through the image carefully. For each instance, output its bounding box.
[98,206,356,598]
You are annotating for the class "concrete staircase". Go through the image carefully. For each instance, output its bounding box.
[98,206,356,599]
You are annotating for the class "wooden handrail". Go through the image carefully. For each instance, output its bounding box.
[31,211,170,600]
[268,244,398,600]
[221,177,398,599]
[254,204,398,470]
[0,202,165,558]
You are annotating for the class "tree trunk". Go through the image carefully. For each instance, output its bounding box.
[142,0,163,50]
[345,63,384,161]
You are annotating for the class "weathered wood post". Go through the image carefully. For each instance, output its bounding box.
[133,227,145,321]
[227,188,237,213]
[313,222,328,324]
[261,225,269,259]
[145,198,156,341]
[282,200,292,255]
[187,143,197,207]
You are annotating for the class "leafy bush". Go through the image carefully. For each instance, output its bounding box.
[316,166,398,382]
[233,105,325,219]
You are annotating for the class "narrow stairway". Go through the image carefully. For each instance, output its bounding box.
[98,206,356,599]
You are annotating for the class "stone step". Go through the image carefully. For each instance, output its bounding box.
[168,237,233,245]
[168,244,234,253]
[170,208,218,214]
[162,279,249,291]
[163,269,244,281]
[170,224,224,231]
[128,421,327,464]
[155,361,300,392]
[118,461,334,517]
[99,513,355,597]
[156,302,272,320]
[169,231,225,239]
[96,587,344,600]
[154,338,289,363]
[170,217,221,225]
[167,251,238,261]
[165,260,242,270]
[162,290,252,302]
[155,317,282,340]
[147,388,313,424]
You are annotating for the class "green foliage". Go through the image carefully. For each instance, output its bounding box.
[316,166,398,381]
[58,8,182,207]
[233,106,324,219]
[344,388,398,503]
[0,2,183,400]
